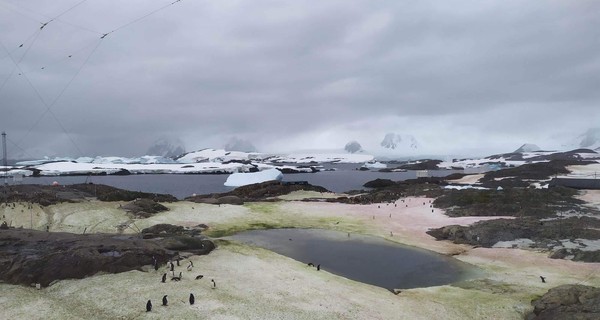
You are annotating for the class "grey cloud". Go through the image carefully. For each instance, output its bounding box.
[1,0,599,157]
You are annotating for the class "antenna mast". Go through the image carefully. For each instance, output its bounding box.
[2,132,7,186]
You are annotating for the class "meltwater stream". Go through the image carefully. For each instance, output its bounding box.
[228,228,482,290]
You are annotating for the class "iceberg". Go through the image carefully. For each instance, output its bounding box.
[362,161,387,169]
[224,168,283,187]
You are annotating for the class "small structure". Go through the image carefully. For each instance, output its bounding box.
[549,178,600,190]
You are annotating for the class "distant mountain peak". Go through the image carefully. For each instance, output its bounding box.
[344,141,363,153]
[578,128,600,149]
[146,137,185,158]
[380,133,418,150]
[224,137,257,152]
[514,143,541,153]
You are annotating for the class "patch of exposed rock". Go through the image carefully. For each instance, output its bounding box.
[0,226,214,287]
[186,180,328,204]
[121,198,169,218]
[0,184,177,206]
[426,217,600,262]
[330,178,445,204]
[527,284,600,319]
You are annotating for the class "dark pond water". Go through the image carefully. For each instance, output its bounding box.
[228,228,482,290]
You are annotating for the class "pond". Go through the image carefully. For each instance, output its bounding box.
[228,228,483,291]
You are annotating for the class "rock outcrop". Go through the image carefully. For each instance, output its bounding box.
[527,284,600,319]
[121,198,169,218]
[0,226,214,287]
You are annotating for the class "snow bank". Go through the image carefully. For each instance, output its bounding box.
[224,168,283,187]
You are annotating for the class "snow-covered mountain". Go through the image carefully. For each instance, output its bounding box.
[224,137,257,152]
[146,137,185,158]
[380,133,419,150]
[344,141,363,153]
[577,128,600,150]
[513,144,542,153]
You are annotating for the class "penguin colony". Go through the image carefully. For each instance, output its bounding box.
[145,256,212,312]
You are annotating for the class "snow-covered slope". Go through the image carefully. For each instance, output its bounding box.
[267,153,374,164]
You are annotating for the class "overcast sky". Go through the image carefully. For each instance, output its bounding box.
[1,0,599,158]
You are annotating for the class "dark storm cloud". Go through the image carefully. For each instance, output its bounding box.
[1,0,599,157]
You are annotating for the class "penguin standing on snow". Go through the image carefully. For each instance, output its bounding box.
[189,293,195,305]
[161,273,167,283]
[162,295,168,306]
[146,300,152,312]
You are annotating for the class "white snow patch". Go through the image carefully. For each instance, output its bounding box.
[554,239,600,252]
[224,168,283,187]
[444,185,489,190]
[493,238,535,249]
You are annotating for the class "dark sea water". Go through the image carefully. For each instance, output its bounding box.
[228,228,482,290]
[14,164,465,199]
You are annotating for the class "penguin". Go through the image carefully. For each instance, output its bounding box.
[179,271,182,279]
[177,258,180,267]
[162,295,168,306]
[308,263,314,267]
[317,264,321,271]
[170,262,175,272]
[540,276,546,283]
[389,289,401,295]
[161,273,167,283]
[187,263,193,271]
[146,299,152,312]
[195,275,204,280]
[211,279,216,288]
[189,293,195,305]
